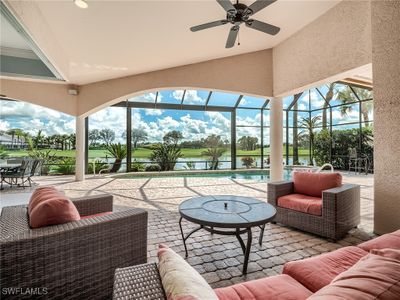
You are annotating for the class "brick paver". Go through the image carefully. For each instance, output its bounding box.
[0,173,374,288]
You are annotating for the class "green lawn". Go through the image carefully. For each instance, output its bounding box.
[5,146,310,159]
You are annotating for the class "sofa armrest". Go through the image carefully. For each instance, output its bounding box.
[267,181,294,206]
[72,193,113,216]
[322,184,360,224]
[113,263,166,300]
[1,208,148,298]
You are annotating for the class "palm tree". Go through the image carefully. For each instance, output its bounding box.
[300,116,321,164]
[322,83,335,129]
[6,129,17,149]
[106,143,127,172]
[337,86,373,126]
[33,130,44,149]
[13,129,25,148]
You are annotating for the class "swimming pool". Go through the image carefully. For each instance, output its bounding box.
[116,169,293,181]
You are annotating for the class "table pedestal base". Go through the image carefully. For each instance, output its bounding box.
[179,217,265,275]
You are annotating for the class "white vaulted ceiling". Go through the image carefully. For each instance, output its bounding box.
[4,0,340,84]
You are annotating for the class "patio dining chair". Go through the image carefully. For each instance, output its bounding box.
[1,159,33,189]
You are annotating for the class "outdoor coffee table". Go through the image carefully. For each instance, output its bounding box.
[179,195,276,275]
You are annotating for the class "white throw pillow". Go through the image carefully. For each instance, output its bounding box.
[158,244,218,300]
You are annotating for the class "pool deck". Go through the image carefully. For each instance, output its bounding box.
[0,172,374,288]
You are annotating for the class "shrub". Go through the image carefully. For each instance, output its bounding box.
[241,157,255,169]
[87,159,109,174]
[131,160,145,172]
[313,127,374,171]
[145,164,161,172]
[105,143,127,173]
[53,157,75,175]
[150,143,182,171]
[28,149,56,175]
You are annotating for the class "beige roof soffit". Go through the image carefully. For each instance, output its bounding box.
[1,1,65,81]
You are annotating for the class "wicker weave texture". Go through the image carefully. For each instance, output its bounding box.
[0,194,148,300]
[268,181,360,240]
[113,263,166,300]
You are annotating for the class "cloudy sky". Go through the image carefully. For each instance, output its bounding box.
[0,86,372,142]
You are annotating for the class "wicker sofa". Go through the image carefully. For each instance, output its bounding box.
[0,194,148,300]
[267,179,360,240]
[112,230,400,300]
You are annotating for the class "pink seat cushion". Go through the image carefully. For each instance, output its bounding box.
[80,211,113,219]
[214,274,312,300]
[277,194,322,216]
[358,229,400,251]
[29,197,80,228]
[282,246,367,292]
[293,172,342,197]
[28,186,58,214]
[308,252,400,299]
[371,248,400,260]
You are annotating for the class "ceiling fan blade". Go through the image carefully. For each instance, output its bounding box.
[246,19,280,35]
[190,20,228,32]
[226,25,239,48]
[247,0,277,15]
[216,0,237,14]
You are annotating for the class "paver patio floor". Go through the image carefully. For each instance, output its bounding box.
[0,172,374,288]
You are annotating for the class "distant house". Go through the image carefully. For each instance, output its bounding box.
[0,133,28,149]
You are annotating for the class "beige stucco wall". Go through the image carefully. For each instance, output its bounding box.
[1,50,273,116]
[0,78,77,116]
[272,0,372,96]
[77,49,273,116]
[372,1,400,234]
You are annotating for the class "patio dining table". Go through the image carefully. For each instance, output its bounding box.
[0,163,22,190]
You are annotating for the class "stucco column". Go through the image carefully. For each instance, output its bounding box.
[371,1,400,234]
[75,116,86,181]
[270,97,283,181]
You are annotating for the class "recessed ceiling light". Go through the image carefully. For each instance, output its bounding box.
[74,0,88,9]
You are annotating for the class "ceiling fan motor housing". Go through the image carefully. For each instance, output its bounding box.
[228,3,252,24]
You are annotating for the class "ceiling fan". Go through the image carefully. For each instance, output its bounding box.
[190,0,280,48]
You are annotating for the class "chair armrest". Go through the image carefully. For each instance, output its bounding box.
[1,209,148,298]
[267,181,294,206]
[113,263,166,300]
[72,193,113,216]
[322,184,360,223]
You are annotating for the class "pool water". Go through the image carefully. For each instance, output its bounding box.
[118,170,293,181]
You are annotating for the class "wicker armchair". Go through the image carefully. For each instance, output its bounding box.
[0,194,148,300]
[268,181,360,240]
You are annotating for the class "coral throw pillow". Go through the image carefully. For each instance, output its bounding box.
[157,244,218,300]
[308,252,400,299]
[28,186,58,214]
[29,196,80,228]
[293,172,342,197]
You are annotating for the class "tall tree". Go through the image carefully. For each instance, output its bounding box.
[131,129,148,149]
[99,129,115,145]
[163,131,183,145]
[88,129,100,146]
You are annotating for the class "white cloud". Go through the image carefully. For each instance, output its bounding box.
[145,109,163,116]
[183,90,204,104]
[1,100,75,136]
[0,120,10,131]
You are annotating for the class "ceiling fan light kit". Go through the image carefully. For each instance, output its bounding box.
[74,0,88,9]
[191,0,280,48]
